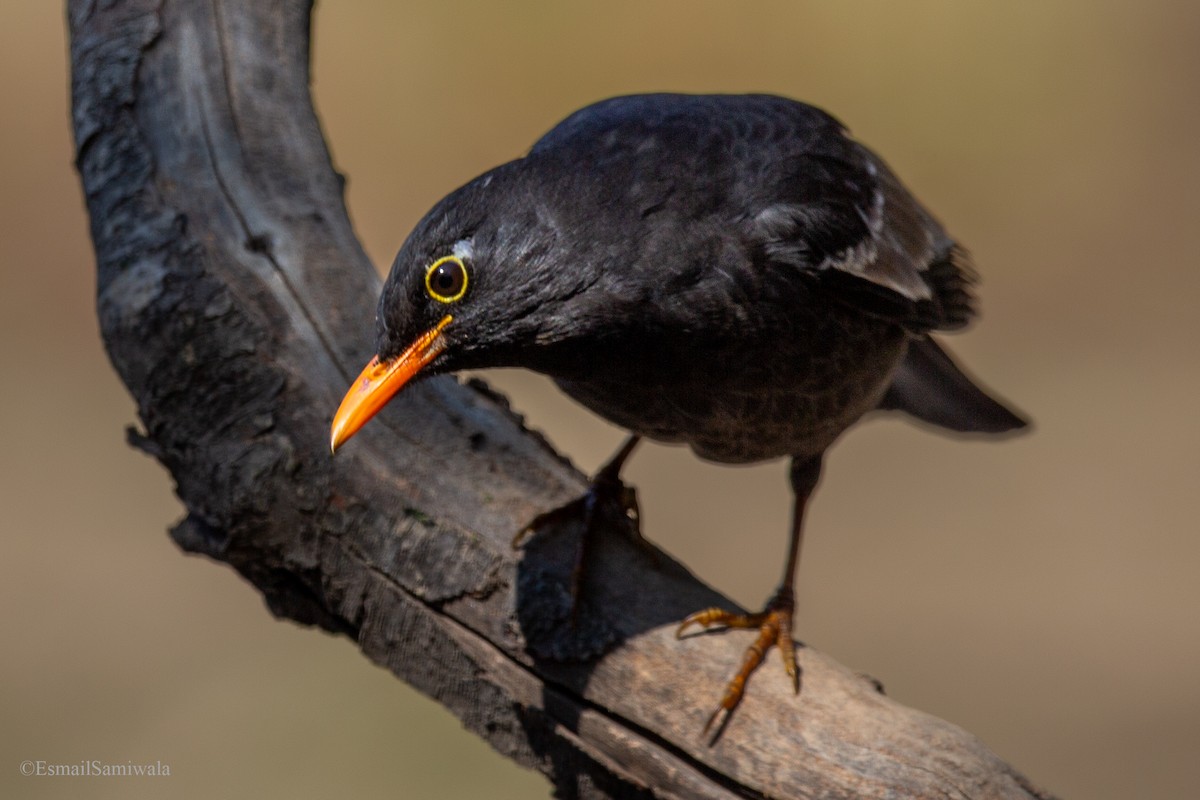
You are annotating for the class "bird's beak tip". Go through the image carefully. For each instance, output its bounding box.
[327,317,453,454]
[329,417,353,455]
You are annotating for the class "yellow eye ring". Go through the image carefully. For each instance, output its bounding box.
[424,255,469,303]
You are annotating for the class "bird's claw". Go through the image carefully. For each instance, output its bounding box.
[513,448,648,618]
[676,592,801,739]
[676,606,752,638]
[512,496,588,549]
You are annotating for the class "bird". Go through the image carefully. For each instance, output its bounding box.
[329,93,1026,734]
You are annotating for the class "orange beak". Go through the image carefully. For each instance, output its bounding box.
[329,315,453,453]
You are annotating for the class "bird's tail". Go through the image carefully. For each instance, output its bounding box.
[877,336,1028,434]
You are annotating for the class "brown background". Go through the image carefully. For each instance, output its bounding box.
[3,2,1198,798]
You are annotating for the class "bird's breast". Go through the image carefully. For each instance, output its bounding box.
[552,311,907,464]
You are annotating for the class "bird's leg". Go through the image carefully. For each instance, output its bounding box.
[513,435,644,611]
[676,456,822,737]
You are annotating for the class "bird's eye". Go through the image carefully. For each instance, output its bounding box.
[424,255,469,303]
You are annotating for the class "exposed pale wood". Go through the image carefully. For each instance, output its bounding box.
[68,2,1057,798]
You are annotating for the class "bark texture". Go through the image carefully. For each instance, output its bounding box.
[69,2,1056,798]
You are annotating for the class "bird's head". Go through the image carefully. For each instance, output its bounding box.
[329,159,604,453]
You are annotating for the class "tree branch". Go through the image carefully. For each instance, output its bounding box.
[69,2,1057,798]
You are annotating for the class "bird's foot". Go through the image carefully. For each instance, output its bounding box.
[676,586,799,738]
[512,471,641,547]
[513,466,649,616]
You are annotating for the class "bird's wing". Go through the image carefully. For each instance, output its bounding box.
[744,139,977,334]
[532,94,978,334]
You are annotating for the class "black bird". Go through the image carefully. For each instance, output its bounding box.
[330,93,1026,732]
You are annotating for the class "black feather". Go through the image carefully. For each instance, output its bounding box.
[878,337,1027,433]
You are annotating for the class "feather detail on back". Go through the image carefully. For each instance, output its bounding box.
[748,144,978,334]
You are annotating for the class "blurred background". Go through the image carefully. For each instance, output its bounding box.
[3,1,1198,798]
